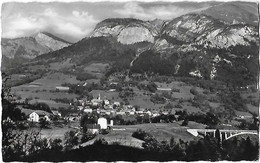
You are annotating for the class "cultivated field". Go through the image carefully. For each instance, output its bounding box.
[84,63,109,77]
[11,72,79,108]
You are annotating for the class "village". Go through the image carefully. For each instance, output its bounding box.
[16,90,173,134]
[10,73,257,138]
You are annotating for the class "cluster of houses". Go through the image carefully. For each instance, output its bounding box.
[74,93,165,117]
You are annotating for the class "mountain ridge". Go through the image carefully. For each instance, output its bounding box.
[3,1,259,87]
[1,32,71,69]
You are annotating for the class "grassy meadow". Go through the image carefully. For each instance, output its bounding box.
[11,72,79,108]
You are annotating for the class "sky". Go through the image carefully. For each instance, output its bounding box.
[0,0,253,43]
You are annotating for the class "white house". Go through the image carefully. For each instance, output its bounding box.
[28,111,50,122]
[83,108,93,113]
[28,112,40,122]
[116,111,126,115]
[114,101,120,106]
[144,111,152,116]
[129,111,135,115]
[152,112,160,117]
[104,99,110,105]
[78,106,84,110]
[136,110,144,114]
[97,117,108,129]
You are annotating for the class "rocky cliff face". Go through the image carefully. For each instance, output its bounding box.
[90,18,166,45]
[162,14,220,43]
[159,14,258,50]
[196,25,258,48]
[90,14,258,52]
[130,13,259,85]
[34,32,71,51]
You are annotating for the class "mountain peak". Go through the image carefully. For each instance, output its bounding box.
[1,31,72,68]
[31,31,71,51]
[199,1,258,26]
[95,18,144,29]
[32,31,72,44]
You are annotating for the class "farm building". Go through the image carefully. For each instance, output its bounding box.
[108,89,116,92]
[157,87,172,91]
[55,86,70,91]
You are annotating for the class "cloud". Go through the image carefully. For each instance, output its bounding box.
[114,2,203,20]
[44,8,58,17]
[1,2,212,42]
[114,2,151,20]
[2,13,47,38]
[2,7,99,42]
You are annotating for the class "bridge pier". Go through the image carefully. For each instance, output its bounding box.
[224,132,227,140]
[187,129,258,141]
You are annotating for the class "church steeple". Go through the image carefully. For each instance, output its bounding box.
[98,92,101,100]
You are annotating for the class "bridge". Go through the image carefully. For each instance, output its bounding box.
[187,129,258,141]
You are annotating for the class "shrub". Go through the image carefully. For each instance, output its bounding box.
[39,118,50,129]
[181,119,188,126]
[172,88,180,93]
[193,94,207,103]
[147,82,157,92]
[174,104,183,108]
[81,131,96,143]
[151,93,166,104]
[165,103,174,109]
[94,138,108,145]
[162,91,172,99]
[132,129,152,141]
[190,87,199,95]
[64,130,79,151]
[203,90,210,94]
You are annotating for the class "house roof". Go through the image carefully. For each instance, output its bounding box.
[52,110,61,116]
[157,87,172,91]
[21,108,51,116]
[91,99,102,103]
